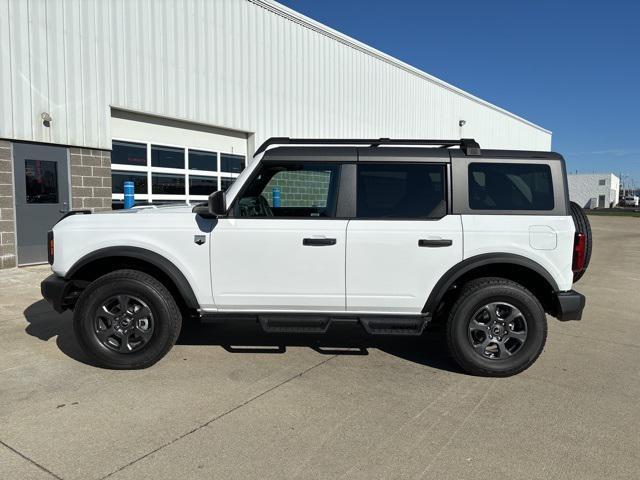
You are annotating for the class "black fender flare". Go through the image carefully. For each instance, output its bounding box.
[65,246,200,310]
[422,253,559,315]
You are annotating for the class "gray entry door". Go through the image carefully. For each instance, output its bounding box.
[13,142,70,265]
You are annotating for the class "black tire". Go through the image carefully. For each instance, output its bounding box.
[570,201,592,283]
[73,269,182,369]
[446,277,547,377]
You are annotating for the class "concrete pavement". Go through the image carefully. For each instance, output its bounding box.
[0,215,639,479]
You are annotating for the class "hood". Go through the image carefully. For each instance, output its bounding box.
[94,204,196,215]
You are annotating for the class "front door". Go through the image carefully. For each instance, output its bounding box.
[346,161,463,313]
[13,143,70,265]
[211,161,347,312]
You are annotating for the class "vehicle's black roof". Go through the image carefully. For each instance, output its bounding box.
[449,149,563,160]
[261,146,564,162]
[256,137,563,161]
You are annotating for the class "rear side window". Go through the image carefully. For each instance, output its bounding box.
[357,163,446,219]
[469,163,554,211]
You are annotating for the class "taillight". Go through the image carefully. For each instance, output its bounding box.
[572,232,586,272]
[47,230,54,265]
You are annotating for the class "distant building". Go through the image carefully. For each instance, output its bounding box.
[568,173,620,208]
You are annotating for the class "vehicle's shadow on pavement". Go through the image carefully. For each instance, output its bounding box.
[178,317,462,374]
[23,299,97,366]
[23,300,462,373]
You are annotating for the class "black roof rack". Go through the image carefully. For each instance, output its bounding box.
[254,137,481,156]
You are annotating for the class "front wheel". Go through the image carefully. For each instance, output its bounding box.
[446,277,547,377]
[73,269,182,369]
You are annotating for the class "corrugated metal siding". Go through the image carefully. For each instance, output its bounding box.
[0,0,552,151]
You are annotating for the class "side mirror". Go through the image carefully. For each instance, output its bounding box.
[208,190,226,216]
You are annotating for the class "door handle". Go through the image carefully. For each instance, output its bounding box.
[418,239,452,247]
[303,238,337,246]
[59,201,69,214]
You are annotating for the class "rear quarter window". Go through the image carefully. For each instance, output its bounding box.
[468,163,554,211]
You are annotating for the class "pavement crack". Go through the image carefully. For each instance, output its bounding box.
[100,355,338,479]
[417,384,492,479]
[0,439,65,480]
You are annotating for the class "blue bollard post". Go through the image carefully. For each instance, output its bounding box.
[123,181,135,209]
[272,187,281,208]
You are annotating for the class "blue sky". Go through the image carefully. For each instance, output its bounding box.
[278,0,640,187]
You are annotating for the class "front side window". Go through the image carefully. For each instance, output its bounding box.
[357,163,446,218]
[469,163,554,211]
[236,163,340,218]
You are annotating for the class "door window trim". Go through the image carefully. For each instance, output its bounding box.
[226,159,452,221]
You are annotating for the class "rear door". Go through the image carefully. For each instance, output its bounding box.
[346,151,463,314]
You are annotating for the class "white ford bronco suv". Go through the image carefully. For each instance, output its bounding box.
[41,138,589,376]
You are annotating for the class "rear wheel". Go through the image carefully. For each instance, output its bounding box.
[570,201,592,282]
[446,277,547,377]
[73,269,182,369]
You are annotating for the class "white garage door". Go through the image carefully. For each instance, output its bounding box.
[110,110,248,208]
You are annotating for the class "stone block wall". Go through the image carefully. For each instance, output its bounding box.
[265,171,331,208]
[0,140,16,269]
[70,147,112,212]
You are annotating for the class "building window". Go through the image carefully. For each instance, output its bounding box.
[189,175,218,196]
[221,177,236,191]
[152,173,185,195]
[112,171,148,194]
[468,163,554,211]
[151,145,184,169]
[221,153,245,173]
[111,141,147,166]
[599,179,606,186]
[25,160,59,204]
[189,150,218,172]
[111,139,245,205]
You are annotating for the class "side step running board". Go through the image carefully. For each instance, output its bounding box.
[257,314,428,336]
[201,313,430,337]
[259,315,333,334]
[360,317,426,336]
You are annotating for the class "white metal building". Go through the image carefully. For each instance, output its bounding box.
[568,173,620,209]
[0,0,552,267]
